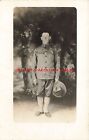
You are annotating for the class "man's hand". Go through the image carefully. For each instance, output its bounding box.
[33,79,37,86]
[55,78,59,83]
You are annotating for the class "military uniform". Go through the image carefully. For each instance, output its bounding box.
[32,44,61,96]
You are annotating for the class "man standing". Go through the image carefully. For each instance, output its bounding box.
[32,32,61,117]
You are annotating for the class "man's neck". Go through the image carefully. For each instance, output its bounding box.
[43,44,49,48]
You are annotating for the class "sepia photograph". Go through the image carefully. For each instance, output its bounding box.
[0,0,89,139]
[13,7,77,122]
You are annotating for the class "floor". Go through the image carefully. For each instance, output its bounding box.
[13,92,76,123]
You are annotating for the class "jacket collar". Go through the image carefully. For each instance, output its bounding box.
[42,44,50,49]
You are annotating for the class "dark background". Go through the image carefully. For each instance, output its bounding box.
[14,7,76,45]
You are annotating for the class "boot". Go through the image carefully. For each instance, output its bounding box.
[35,96,44,116]
[44,97,51,117]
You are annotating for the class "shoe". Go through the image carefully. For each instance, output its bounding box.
[35,111,44,116]
[44,112,51,117]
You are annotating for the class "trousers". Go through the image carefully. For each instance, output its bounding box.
[37,79,54,97]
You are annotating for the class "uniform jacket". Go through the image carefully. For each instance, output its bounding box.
[32,44,61,80]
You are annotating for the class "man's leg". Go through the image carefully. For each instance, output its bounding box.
[44,80,54,117]
[44,96,50,113]
[37,96,44,112]
[35,80,45,116]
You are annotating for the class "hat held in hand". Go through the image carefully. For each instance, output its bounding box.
[53,80,67,98]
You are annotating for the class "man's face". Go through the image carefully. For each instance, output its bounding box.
[41,33,50,45]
